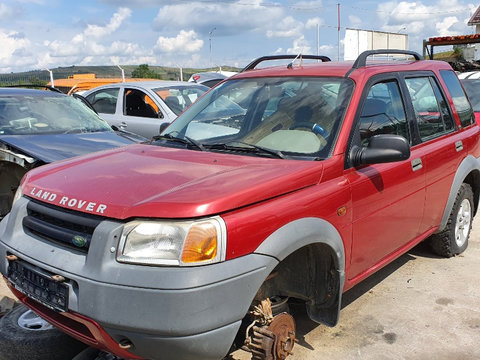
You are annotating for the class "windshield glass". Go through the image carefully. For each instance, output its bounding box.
[0,94,112,135]
[154,85,208,115]
[161,77,354,159]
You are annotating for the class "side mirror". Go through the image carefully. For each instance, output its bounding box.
[350,134,410,166]
[159,122,169,134]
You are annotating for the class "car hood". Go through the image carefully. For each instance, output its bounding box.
[23,144,323,219]
[0,131,140,163]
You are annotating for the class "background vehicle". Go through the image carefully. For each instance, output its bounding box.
[83,81,208,138]
[1,51,479,360]
[188,71,228,87]
[458,71,480,122]
[0,87,146,219]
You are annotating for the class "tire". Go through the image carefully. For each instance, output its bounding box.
[429,183,474,258]
[0,304,88,360]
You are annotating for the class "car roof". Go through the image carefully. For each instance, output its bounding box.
[85,80,207,92]
[231,58,453,80]
[0,87,65,97]
[189,72,227,81]
[457,71,480,79]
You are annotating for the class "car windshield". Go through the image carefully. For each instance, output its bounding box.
[0,94,112,135]
[461,79,480,112]
[154,85,208,115]
[160,77,354,159]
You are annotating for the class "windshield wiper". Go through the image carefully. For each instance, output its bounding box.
[206,141,285,159]
[152,133,206,151]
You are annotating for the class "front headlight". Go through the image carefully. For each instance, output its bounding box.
[117,216,226,266]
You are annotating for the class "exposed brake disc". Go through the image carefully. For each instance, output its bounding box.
[242,299,296,360]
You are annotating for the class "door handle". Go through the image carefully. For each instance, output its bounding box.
[120,122,127,129]
[455,140,463,152]
[411,158,423,171]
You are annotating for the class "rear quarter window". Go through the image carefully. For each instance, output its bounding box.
[440,70,474,128]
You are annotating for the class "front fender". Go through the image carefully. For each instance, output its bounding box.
[254,217,345,326]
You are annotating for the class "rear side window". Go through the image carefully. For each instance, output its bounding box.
[440,70,474,128]
[405,77,454,141]
[359,80,409,146]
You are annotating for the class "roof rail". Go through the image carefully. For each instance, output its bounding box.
[351,49,423,70]
[241,54,331,72]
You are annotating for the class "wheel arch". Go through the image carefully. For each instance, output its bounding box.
[0,160,29,218]
[438,155,480,232]
[254,217,345,327]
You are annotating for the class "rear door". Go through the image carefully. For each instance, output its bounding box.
[405,71,475,231]
[84,87,120,127]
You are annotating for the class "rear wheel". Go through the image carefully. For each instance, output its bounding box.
[429,183,474,258]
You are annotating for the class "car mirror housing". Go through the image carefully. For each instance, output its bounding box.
[159,122,170,134]
[350,134,410,166]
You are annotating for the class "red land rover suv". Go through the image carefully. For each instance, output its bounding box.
[1,50,479,360]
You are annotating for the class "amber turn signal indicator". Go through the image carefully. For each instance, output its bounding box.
[181,222,218,263]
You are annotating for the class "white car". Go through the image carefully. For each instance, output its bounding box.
[83,81,209,138]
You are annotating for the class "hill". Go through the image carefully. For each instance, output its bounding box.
[0,65,241,85]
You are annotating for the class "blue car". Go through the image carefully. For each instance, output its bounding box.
[0,87,146,218]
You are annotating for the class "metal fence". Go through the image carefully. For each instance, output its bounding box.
[0,73,51,86]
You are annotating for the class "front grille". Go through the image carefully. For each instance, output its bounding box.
[23,199,104,252]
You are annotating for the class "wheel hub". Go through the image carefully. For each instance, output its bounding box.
[243,298,296,360]
[266,313,296,360]
[17,309,54,331]
[455,198,471,247]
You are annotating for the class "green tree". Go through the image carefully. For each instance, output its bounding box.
[131,64,162,79]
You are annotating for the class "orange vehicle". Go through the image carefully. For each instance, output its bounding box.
[47,74,157,95]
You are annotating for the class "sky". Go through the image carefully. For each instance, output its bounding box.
[0,0,478,74]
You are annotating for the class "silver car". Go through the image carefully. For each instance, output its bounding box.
[83,81,209,138]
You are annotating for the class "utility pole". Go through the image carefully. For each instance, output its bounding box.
[337,3,340,61]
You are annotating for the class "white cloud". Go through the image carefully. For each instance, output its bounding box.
[377,0,470,35]
[267,16,304,38]
[306,17,324,29]
[374,0,473,54]
[286,35,312,54]
[154,30,203,54]
[436,16,460,36]
[0,30,32,70]
[41,7,141,67]
[153,1,284,36]
[84,7,131,38]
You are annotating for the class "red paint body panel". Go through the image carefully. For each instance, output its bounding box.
[23,144,323,219]
[223,155,351,260]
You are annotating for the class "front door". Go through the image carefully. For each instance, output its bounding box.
[346,77,426,280]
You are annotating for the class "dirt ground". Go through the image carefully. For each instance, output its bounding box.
[231,218,480,360]
[1,219,480,360]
